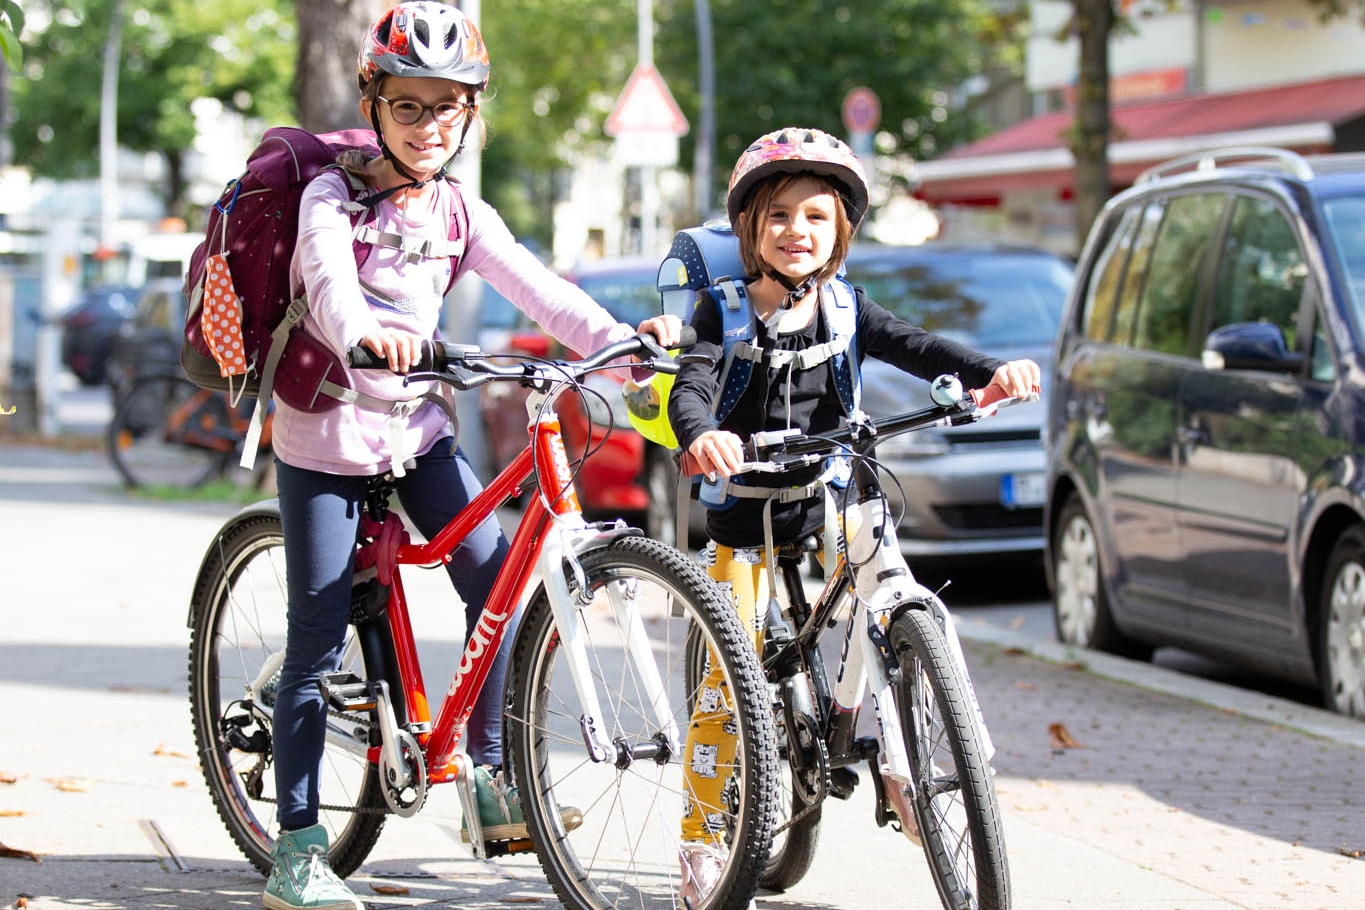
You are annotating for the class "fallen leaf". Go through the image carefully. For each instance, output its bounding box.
[0,809,24,817]
[370,883,410,896]
[153,744,190,760]
[1061,660,1085,671]
[0,841,42,864]
[171,781,188,788]
[48,777,94,792]
[1002,646,1026,656]
[0,772,16,784]
[18,895,30,908]
[1340,845,1362,859]
[1015,681,1035,691]
[1048,722,1085,749]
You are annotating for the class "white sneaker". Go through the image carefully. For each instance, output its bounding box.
[678,841,726,907]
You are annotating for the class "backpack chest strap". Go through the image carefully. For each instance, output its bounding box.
[732,334,851,372]
[354,224,466,263]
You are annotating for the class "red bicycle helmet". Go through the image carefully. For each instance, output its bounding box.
[357,1,490,91]
[726,127,869,229]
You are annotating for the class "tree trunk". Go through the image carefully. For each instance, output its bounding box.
[294,0,387,133]
[1070,0,1113,253]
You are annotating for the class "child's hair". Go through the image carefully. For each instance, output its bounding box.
[734,172,852,287]
[338,74,489,181]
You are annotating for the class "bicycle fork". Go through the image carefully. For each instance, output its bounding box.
[839,497,996,801]
[536,520,683,767]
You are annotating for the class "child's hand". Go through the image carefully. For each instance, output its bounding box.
[636,314,683,349]
[688,430,745,479]
[361,328,427,373]
[987,359,1041,400]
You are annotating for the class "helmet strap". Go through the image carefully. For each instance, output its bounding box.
[364,104,473,207]
[764,268,818,310]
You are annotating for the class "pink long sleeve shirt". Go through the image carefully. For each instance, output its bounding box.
[273,170,634,475]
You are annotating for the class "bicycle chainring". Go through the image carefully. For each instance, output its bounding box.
[379,729,428,818]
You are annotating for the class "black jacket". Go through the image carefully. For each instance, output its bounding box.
[668,283,1003,549]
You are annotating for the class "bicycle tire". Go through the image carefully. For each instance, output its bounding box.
[187,509,387,877]
[684,623,821,893]
[758,688,822,891]
[108,375,232,490]
[506,535,778,910]
[890,608,1010,910]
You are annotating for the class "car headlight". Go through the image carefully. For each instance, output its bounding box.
[581,374,631,428]
[875,428,950,458]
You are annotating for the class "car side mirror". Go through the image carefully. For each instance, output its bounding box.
[1201,321,1304,373]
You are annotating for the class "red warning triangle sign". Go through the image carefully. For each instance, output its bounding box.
[605,62,689,137]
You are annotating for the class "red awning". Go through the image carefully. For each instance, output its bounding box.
[915,73,1365,204]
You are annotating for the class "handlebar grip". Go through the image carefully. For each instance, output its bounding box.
[969,383,1041,408]
[346,345,440,372]
[674,325,697,351]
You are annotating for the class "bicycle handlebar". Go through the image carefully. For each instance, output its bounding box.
[346,326,697,391]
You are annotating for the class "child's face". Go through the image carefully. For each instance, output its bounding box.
[365,75,473,180]
[756,176,840,284]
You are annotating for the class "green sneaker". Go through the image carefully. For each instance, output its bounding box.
[263,824,362,910]
[460,764,584,843]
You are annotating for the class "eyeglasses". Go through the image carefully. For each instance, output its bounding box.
[377,96,476,127]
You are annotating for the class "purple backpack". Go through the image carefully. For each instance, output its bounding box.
[181,126,467,413]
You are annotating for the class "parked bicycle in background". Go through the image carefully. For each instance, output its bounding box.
[106,372,274,491]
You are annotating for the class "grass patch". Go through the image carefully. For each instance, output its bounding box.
[129,477,274,505]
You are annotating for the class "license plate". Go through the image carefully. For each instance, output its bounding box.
[1000,472,1045,509]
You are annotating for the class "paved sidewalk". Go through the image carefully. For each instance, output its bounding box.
[1,439,1362,909]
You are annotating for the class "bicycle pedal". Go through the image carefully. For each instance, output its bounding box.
[829,766,859,800]
[481,837,535,858]
[317,672,379,712]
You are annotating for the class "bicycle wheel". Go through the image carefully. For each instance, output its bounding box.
[506,535,778,910]
[759,678,823,892]
[684,624,821,893]
[187,508,387,877]
[889,608,1010,910]
[108,375,233,489]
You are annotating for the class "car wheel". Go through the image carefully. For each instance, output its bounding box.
[1051,494,1152,660]
[1319,526,1365,717]
[643,447,679,550]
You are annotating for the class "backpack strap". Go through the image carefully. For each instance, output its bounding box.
[711,278,758,421]
[823,276,861,415]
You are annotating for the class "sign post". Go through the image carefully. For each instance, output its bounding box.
[841,86,880,159]
[606,62,689,255]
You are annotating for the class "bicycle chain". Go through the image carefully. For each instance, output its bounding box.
[243,706,389,817]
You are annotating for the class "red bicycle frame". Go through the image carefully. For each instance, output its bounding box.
[357,402,583,783]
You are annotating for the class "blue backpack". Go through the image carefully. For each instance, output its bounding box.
[653,221,861,433]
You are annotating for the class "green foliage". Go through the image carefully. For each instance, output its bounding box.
[656,0,1012,207]
[478,0,638,242]
[10,0,294,198]
[0,0,23,71]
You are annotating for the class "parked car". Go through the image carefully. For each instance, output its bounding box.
[105,278,189,402]
[845,243,1072,560]
[58,285,137,386]
[1044,147,1365,717]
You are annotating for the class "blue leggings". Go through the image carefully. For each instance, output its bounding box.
[271,441,512,830]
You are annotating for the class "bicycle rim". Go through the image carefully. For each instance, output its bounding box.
[109,376,231,489]
[186,510,386,877]
[506,535,777,910]
[891,608,1010,910]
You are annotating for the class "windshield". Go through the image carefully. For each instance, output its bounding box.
[844,251,1072,349]
[575,271,661,325]
[1320,195,1365,331]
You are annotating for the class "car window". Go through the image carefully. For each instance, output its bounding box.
[1320,194,1365,334]
[1132,192,1226,356]
[574,273,660,326]
[1081,204,1142,341]
[845,253,1070,349]
[1111,200,1164,346]
[1210,195,1306,349]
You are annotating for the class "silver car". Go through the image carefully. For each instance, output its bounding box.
[845,243,1072,559]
